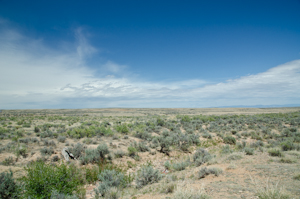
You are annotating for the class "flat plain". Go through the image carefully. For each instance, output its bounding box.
[1,107,300,199]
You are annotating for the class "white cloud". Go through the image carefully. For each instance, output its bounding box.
[0,24,299,109]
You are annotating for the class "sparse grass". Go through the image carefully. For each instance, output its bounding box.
[226,152,244,161]
[172,184,210,199]
[251,177,291,199]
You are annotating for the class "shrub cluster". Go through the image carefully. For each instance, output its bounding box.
[136,165,161,188]
[223,136,236,145]
[198,167,223,179]
[80,144,109,165]
[21,160,84,199]
[193,148,213,166]
[0,170,20,199]
[94,169,132,198]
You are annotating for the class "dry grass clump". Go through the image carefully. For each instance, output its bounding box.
[172,183,209,199]
[251,177,291,199]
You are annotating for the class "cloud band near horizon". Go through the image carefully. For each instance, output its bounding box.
[0,24,300,109]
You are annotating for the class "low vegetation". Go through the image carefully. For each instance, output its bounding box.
[0,108,299,198]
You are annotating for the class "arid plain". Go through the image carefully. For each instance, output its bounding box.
[1,107,300,199]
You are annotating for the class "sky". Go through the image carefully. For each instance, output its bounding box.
[0,0,300,109]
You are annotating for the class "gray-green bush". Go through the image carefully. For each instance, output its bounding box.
[136,165,161,188]
[0,170,20,199]
[94,169,127,198]
[198,167,223,179]
[193,148,213,166]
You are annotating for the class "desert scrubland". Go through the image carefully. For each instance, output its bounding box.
[1,107,300,199]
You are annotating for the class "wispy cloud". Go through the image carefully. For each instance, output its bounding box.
[0,24,299,109]
[75,27,97,59]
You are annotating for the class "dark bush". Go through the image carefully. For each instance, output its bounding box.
[198,167,223,179]
[128,146,137,157]
[223,136,236,145]
[268,149,283,157]
[34,126,40,133]
[157,118,165,126]
[281,141,294,151]
[0,170,20,199]
[2,156,15,166]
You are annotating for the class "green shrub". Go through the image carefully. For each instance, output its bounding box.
[157,136,172,154]
[57,136,66,143]
[1,156,15,166]
[85,166,99,184]
[244,147,255,155]
[97,143,110,159]
[281,141,294,151]
[268,149,283,157]
[51,155,59,162]
[164,160,171,170]
[181,115,191,123]
[172,160,190,171]
[193,148,213,166]
[34,126,40,133]
[0,170,20,199]
[157,118,165,126]
[131,141,149,152]
[293,174,300,180]
[43,139,56,146]
[128,146,137,157]
[114,150,125,158]
[220,145,233,154]
[15,145,27,158]
[50,190,79,199]
[40,147,54,156]
[115,124,129,134]
[136,165,161,188]
[21,160,84,199]
[80,148,105,165]
[102,187,120,199]
[279,158,295,164]
[94,169,128,197]
[223,136,236,145]
[198,167,223,179]
[69,143,85,159]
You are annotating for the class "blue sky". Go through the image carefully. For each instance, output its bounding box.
[0,0,300,109]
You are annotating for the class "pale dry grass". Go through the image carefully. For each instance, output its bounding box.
[250,177,291,199]
[172,182,209,199]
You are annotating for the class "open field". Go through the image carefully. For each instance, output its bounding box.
[1,107,300,199]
